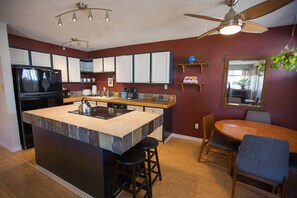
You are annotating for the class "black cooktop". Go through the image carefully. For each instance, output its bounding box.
[68,106,133,120]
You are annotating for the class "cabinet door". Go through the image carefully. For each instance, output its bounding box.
[31,51,51,67]
[93,58,103,73]
[53,55,68,82]
[134,53,150,83]
[68,57,81,82]
[96,102,107,107]
[103,57,115,72]
[116,55,133,83]
[9,48,30,65]
[151,51,172,84]
[127,105,143,111]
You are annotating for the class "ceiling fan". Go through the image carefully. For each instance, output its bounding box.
[185,0,294,39]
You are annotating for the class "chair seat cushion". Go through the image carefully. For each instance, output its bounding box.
[236,135,289,184]
[208,136,240,151]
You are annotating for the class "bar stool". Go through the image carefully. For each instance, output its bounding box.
[138,137,162,194]
[112,147,151,198]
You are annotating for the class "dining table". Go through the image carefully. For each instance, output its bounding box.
[215,119,297,153]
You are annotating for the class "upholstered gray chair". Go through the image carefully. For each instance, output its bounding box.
[232,135,289,198]
[245,110,271,124]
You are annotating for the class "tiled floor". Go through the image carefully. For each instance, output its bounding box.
[1,137,296,197]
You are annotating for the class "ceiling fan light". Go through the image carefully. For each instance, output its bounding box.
[58,16,63,26]
[72,12,77,22]
[219,25,241,35]
[105,11,110,22]
[88,10,93,20]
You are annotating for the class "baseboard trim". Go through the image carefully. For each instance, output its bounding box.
[171,133,202,142]
[0,140,22,152]
[36,165,92,198]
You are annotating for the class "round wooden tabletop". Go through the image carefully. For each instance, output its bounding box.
[215,120,297,153]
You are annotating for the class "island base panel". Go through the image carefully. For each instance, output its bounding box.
[33,125,116,198]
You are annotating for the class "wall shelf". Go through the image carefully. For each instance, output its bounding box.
[177,83,204,92]
[178,62,208,73]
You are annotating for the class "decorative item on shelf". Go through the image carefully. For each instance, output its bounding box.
[186,56,196,64]
[271,17,297,72]
[183,76,198,84]
[55,2,112,26]
[62,38,90,50]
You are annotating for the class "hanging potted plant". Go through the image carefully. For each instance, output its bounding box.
[270,18,297,72]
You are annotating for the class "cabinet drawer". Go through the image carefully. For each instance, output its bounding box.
[144,107,164,114]
[96,102,107,107]
[127,105,143,111]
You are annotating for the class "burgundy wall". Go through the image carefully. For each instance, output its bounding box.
[8,26,297,138]
[8,34,88,58]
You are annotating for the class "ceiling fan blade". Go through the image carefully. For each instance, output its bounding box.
[241,21,268,33]
[238,0,294,20]
[197,28,218,39]
[184,14,224,22]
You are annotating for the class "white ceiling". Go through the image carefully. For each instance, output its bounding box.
[0,0,296,51]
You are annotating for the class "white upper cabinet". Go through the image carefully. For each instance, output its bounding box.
[9,48,30,65]
[68,57,81,82]
[103,57,115,72]
[134,53,150,83]
[93,58,103,73]
[53,55,68,82]
[116,55,133,83]
[151,51,172,84]
[31,51,51,67]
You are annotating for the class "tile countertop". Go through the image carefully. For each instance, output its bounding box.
[23,104,163,154]
[64,96,176,109]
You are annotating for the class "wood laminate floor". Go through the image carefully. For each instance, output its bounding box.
[1,137,296,198]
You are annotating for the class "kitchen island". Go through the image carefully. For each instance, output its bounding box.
[23,104,163,197]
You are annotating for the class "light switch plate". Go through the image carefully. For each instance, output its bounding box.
[164,84,168,90]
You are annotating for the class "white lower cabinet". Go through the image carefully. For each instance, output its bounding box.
[96,102,107,107]
[145,107,164,141]
[127,105,143,111]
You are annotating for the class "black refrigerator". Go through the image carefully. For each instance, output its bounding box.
[12,66,63,149]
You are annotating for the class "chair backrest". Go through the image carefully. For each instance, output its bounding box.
[245,110,271,124]
[202,114,215,141]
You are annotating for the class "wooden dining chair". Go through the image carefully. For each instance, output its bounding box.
[245,110,271,124]
[197,114,240,173]
[232,135,289,198]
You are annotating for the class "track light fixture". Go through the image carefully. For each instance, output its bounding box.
[55,2,112,26]
[62,38,90,50]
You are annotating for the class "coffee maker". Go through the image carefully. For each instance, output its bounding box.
[128,88,137,99]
